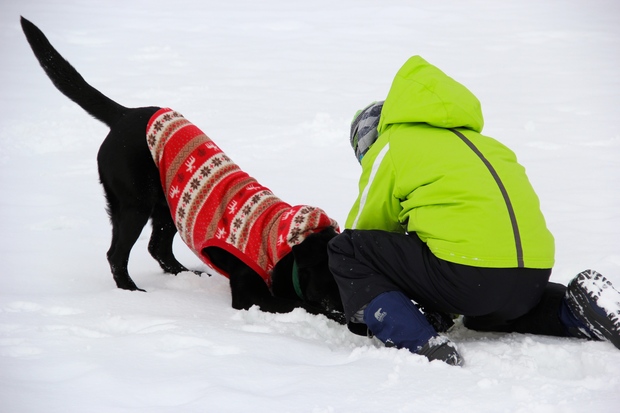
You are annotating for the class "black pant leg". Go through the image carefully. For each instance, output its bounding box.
[327,229,420,322]
[328,229,564,337]
[463,282,568,337]
[327,229,487,320]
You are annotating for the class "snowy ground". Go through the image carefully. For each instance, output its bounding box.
[1,0,620,412]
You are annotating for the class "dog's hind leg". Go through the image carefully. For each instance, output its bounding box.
[148,200,193,275]
[107,203,151,292]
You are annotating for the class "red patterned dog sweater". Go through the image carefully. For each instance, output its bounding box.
[147,108,339,286]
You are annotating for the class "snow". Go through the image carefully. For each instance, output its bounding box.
[1,0,620,411]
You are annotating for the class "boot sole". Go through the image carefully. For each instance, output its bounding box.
[566,270,620,349]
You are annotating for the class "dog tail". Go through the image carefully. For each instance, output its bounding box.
[20,16,128,128]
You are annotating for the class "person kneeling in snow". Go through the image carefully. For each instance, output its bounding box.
[327,55,620,366]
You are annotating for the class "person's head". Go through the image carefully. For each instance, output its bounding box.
[350,101,384,163]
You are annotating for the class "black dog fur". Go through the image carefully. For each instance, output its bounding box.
[20,17,344,323]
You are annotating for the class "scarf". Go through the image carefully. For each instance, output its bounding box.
[146,108,339,286]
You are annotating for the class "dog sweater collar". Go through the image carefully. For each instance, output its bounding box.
[146,108,339,287]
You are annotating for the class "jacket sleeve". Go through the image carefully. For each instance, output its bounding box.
[345,138,403,232]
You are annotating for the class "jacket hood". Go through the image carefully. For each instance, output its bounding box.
[378,56,484,134]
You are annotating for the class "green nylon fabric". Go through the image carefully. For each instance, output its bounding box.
[346,56,555,269]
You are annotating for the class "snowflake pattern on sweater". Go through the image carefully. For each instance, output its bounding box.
[147,108,339,286]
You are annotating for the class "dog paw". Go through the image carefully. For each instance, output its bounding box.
[114,278,146,292]
[327,311,346,325]
[192,269,208,277]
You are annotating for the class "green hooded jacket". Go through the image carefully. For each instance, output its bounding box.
[346,56,554,269]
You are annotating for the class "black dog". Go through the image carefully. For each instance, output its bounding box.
[21,17,344,323]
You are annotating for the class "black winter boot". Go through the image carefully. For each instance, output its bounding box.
[565,270,620,349]
[417,336,464,366]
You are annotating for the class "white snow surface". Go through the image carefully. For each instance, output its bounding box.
[1,0,620,412]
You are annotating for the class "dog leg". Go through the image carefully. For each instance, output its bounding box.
[229,270,306,313]
[203,247,299,312]
[148,200,193,275]
[107,205,151,291]
[229,267,339,318]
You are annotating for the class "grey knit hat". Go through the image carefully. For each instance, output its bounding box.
[350,101,384,162]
